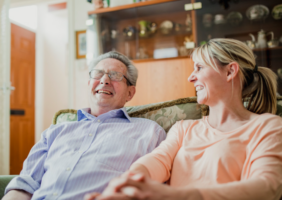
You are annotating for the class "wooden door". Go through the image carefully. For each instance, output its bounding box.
[126,57,195,106]
[10,23,35,174]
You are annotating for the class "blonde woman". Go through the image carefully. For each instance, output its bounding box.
[85,38,282,200]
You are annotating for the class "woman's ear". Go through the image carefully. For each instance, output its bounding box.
[226,62,239,82]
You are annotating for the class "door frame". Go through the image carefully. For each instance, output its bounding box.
[0,0,11,175]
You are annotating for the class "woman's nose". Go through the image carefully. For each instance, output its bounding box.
[188,73,196,83]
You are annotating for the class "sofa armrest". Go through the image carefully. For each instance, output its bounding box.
[0,175,17,199]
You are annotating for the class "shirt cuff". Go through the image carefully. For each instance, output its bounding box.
[5,175,40,195]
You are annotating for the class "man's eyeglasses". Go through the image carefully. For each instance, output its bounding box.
[89,69,133,86]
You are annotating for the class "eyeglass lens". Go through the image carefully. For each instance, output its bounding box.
[90,70,123,81]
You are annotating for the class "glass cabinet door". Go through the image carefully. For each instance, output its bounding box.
[88,0,194,61]
[194,0,282,94]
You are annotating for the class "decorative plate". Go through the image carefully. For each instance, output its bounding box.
[246,5,269,21]
[226,12,243,26]
[272,4,282,20]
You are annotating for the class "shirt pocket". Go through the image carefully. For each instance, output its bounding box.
[95,133,143,172]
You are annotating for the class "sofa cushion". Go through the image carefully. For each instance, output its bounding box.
[127,97,202,132]
[53,109,77,124]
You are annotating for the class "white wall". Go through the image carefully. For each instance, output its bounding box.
[36,2,69,140]
[72,0,93,110]
[0,0,11,175]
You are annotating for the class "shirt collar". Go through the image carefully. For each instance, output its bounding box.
[77,107,131,122]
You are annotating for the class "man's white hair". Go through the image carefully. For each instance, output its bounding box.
[88,51,138,86]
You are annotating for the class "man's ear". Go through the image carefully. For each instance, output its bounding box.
[126,86,136,102]
[227,62,239,82]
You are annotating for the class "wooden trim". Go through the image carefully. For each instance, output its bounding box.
[48,2,67,12]
[132,56,191,63]
[76,30,86,59]
[88,0,181,15]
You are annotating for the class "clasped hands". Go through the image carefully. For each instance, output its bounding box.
[84,171,203,200]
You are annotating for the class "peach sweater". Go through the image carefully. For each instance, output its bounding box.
[134,113,282,200]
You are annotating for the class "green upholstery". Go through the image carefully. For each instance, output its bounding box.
[1,96,282,198]
[0,175,16,199]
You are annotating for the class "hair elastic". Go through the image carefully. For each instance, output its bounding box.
[253,65,258,73]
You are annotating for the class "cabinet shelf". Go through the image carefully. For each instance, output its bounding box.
[88,0,182,15]
[252,46,282,51]
[88,0,189,20]
[132,55,190,63]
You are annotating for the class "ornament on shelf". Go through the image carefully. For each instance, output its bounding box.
[94,0,104,9]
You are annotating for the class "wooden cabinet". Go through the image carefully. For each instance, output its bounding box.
[126,57,195,106]
[86,0,282,104]
[88,0,195,60]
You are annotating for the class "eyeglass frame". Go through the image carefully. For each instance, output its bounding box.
[89,69,133,86]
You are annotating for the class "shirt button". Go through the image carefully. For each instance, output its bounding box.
[66,168,71,171]
[53,193,57,196]
[89,133,93,136]
[97,119,100,122]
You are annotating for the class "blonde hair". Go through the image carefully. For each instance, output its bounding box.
[192,38,277,114]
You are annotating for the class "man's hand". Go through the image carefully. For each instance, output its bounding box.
[91,173,203,200]
[84,192,101,200]
[2,189,32,200]
[96,174,177,200]
[84,171,142,200]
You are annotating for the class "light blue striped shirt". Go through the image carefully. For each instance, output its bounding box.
[5,108,166,200]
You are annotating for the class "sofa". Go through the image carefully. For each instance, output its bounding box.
[1,96,282,199]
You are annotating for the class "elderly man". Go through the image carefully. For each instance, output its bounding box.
[3,51,166,200]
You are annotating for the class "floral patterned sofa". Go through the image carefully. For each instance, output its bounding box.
[53,96,282,133]
[1,96,282,199]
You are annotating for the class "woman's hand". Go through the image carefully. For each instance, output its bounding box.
[96,173,203,200]
[84,171,203,200]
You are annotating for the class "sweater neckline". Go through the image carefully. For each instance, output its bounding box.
[202,113,268,134]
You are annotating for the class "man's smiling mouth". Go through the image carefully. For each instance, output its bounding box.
[96,89,113,95]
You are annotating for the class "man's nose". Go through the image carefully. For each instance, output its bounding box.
[100,73,110,85]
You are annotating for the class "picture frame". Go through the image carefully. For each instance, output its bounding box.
[76,30,87,59]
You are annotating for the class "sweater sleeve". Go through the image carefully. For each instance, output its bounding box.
[132,121,184,183]
[198,118,282,200]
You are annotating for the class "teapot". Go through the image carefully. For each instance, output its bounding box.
[257,29,267,48]
[267,32,280,48]
[246,34,256,49]
[249,29,273,49]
